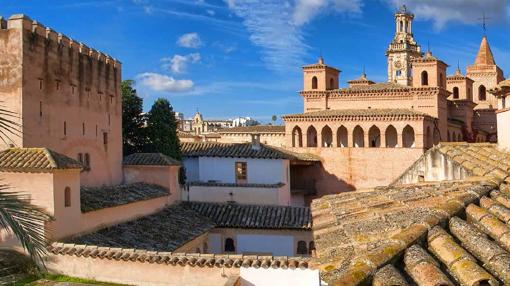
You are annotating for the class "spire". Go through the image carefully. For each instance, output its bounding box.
[455,60,462,76]
[474,36,496,65]
[318,56,324,65]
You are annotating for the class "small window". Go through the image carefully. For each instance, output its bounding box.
[77,153,83,164]
[503,97,507,109]
[108,114,111,126]
[311,76,318,89]
[453,87,459,99]
[64,187,71,207]
[96,125,98,137]
[84,153,90,170]
[63,121,67,136]
[396,70,402,76]
[235,162,247,184]
[82,122,85,136]
[421,71,429,86]
[39,79,43,90]
[103,132,108,146]
[308,241,315,256]
[297,241,308,255]
[479,85,487,101]
[39,101,42,117]
[224,238,235,252]
[203,242,208,253]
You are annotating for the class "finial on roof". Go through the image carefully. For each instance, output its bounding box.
[425,41,433,58]
[455,60,462,76]
[361,65,366,79]
[400,4,407,13]
[318,56,324,65]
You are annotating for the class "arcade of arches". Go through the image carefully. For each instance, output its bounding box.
[290,123,434,149]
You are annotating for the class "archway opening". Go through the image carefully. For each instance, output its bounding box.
[385,125,398,148]
[368,126,381,148]
[352,126,364,148]
[321,125,333,147]
[337,126,348,147]
[403,125,415,148]
[292,126,303,147]
[307,126,318,147]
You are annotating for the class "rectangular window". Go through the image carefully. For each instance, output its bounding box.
[82,122,85,135]
[108,113,111,126]
[103,132,108,146]
[96,125,98,137]
[235,162,247,184]
[77,153,83,164]
[39,79,43,90]
[63,121,67,136]
[84,153,90,171]
[39,101,42,117]
[64,187,71,208]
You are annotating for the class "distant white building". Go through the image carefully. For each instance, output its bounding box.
[232,116,258,127]
[181,135,320,206]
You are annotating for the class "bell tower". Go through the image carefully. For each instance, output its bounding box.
[386,5,422,86]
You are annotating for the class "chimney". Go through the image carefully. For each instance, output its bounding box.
[250,133,261,150]
[490,79,510,150]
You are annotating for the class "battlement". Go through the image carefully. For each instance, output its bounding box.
[2,14,120,67]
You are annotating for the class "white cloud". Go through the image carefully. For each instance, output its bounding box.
[206,9,216,16]
[224,0,362,72]
[177,32,203,48]
[293,0,362,26]
[385,0,508,30]
[136,73,194,92]
[162,53,201,74]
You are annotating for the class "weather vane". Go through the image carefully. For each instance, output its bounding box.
[478,12,491,34]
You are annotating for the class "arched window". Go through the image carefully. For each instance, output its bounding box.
[329,78,334,89]
[64,187,71,207]
[479,85,486,101]
[368,126,381,148]
[225,238,235,252]
[453,87,459,99]
[292,126,303,147]
[399,20,403,32]
[311,76,318,89]
[352,126,364,148]
[402,125,415,148]
[337,126,348,147]
[396,70,402,77]
[321,125,333,147]
[308,241,316,256]
[421,71,429,86]
[385,125,398,148]
[297,241,308,255]
[307,126,318,147]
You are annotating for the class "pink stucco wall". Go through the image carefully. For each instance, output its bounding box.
[123,165,181,204]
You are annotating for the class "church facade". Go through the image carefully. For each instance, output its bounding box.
[282,6,505,196]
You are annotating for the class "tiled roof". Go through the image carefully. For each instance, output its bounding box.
[182,202,312,230]
[0,148,82,172]
[490,77,510,96]
[218,125,285,134]
[473,36,496,66]
[188,181,285,188]
[123,153,180,166]
[71,204,215,251]
[283,108,431,120]
[81,183,169,212]
[48,243,311,269]
[311,180,500,285]
[181,142,320,162]
[340,82,409,92]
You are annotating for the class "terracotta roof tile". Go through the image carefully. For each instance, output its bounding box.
[283,108,431,121]
[123,153,180,166]
[80,183,169,212]
[181,142,320,162]
[0,148,82,172]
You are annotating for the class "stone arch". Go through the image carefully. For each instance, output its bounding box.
[337,126,348,147]
[321,125,333,147]
[312,76,318,90]
[402,125,415,148]
[292,126,303,147]
[307,126,318,147]
[453,87,459,99]
[368,126,381,148]
[352,126,364,148]
[421,71,428,86]
[479,85,486,101]
[385,125,398,148]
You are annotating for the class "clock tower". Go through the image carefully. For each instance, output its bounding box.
[386,5,422,86]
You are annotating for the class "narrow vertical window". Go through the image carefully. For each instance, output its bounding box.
[64,187,71,207]
[235,162,247,184]
[224,238,235,252]
[453,87,459,99]
[39,101,42,117]
[39,79,43,90]
[82,122,85,136]
[63,121,67,136]
[84,153,90,170]
[103,132,108,146]
[78,153,83,164]
[108,114,111,126]
[96,125,98,137]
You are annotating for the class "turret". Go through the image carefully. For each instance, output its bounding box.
[411,50,448,89]
[302,57,340,91]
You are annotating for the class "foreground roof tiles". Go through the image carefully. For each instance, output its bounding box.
[183,201,312,230]
[0,148,82,172]
[181,142,320,161]
[81,183,169,212]
[123,153,180,166]
[48,243,311,269]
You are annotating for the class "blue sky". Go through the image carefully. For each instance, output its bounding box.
[2,0,510,123]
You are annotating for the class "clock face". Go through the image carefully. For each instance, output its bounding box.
[394,61,402,69]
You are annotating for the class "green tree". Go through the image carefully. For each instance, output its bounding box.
[271,115,277,125]
[146,98,181,160]
[0,107,49,265]
[121,80,148,156]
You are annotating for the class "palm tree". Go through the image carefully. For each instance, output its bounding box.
[0,106,49,265]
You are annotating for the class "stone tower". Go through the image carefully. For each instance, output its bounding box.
[386,5,422,86]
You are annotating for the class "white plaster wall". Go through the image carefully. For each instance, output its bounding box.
[238,234,293,256]
[240,268,320,286]
[182,158,199,182]
[197,157,287,184]
[498,109,510,151]
[187,185,289,206]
